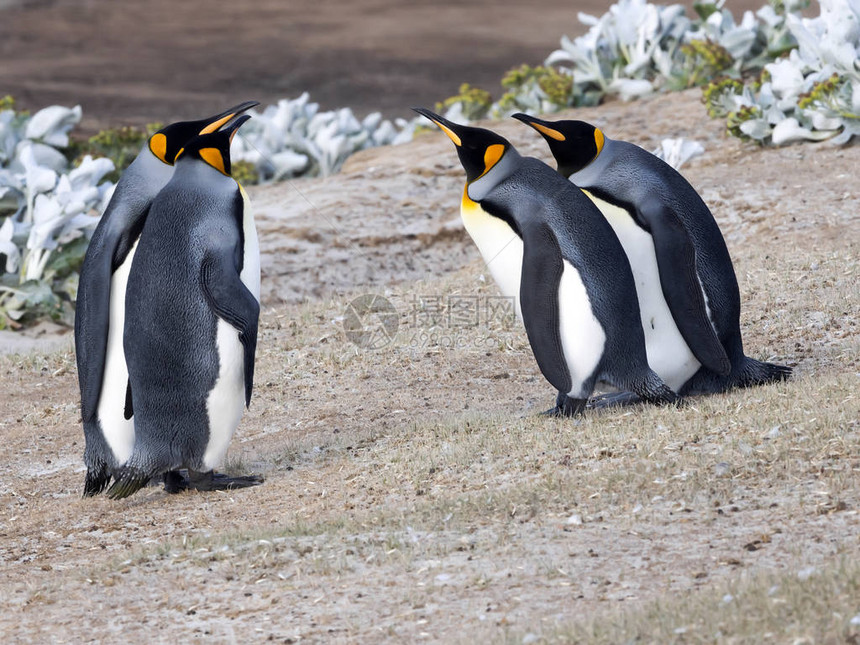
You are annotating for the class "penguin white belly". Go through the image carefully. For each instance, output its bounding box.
[203,320,246,469]
[97,239,138,465]
[203,187,260,470]
[557,260,607,398]
[583,191,700,392]
[461,198,524,320]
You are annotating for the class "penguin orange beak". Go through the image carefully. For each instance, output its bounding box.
[511,113,566,142]
[412,107,463,147]
[220,113,252,143]
[198,100,260,135]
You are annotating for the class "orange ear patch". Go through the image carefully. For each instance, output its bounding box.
[199,147,228,175]
[594,128,605,156]
[477,143,505,178]
[149,133,169,163]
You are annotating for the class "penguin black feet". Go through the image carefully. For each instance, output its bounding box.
[586,391,643,410]
[631,374,681,408]
[106,466,152,499]
[541,392,588,418]
[83,465,111,497]
[162,469,264,494]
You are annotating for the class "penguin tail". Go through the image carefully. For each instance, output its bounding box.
[735,357,793,389]
[83,466,111,497]
[106,466,152,500]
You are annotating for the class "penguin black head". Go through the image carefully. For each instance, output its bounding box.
[512,113,605,177]
[412,107,512,184]
[147,100,259,166]
[174,113,251,177]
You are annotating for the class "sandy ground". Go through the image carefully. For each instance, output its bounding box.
[0,89,858,642]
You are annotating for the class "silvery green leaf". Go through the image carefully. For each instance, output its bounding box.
[771,117,838,144]
[577,11,600,26]
[442,101,468,123]
[767,59,806,99]
[68,155,115,190]
[764,104,788,125]
[390,118,419,146]
[12,140,68,174]
[652,138,705,169]
[0,167,23,193]
[370,120,396,146]
[652,49,675,78]
[807,110,844,130]
[362,112,383,132]
[55,212,99,245]
[27,193,64,250]
[739,118,772,140]
[0,110,22,164]
[18,144,58,197]
[756,5,781,27]
[24,105,82,148]
[719,26,757,59]
[0,216,20,272]
[829,119,860,144]
[608,78,654,100]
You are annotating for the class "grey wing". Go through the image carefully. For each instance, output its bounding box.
[639,197,731,376]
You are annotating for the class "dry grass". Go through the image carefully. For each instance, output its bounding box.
[1,90,858,642]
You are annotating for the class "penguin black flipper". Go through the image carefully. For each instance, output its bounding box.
[76,253,112,424]
[76,191,152,424]
[200,250,260,407]
[514,214,590,416]
[638,197,732,377]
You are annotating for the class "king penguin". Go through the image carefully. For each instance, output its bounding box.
[413,108,679,416]
[105,114,262,499]
[513,114,791,402]
[75,101,259,496]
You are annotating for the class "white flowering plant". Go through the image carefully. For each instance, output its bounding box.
[441,0,859,146]
[708,0,860,145]
[0,95,417,328]
[0,100,113,328]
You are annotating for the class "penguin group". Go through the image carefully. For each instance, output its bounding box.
[413,108,791,416]
[74,100,792,500]
[75,102,264,499]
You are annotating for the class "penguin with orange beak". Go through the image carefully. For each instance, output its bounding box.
[106,114,262,499]
[413,108,679,417]
[75,101,258,496]
[512,113,791,403]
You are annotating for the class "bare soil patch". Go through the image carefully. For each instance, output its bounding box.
[1,0,762,133]
[0,90,858,642]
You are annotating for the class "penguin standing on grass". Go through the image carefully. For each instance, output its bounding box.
[513,114,791,403]
[75,101,258,496]
[413,108,679,417]
[106,114,262,499]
